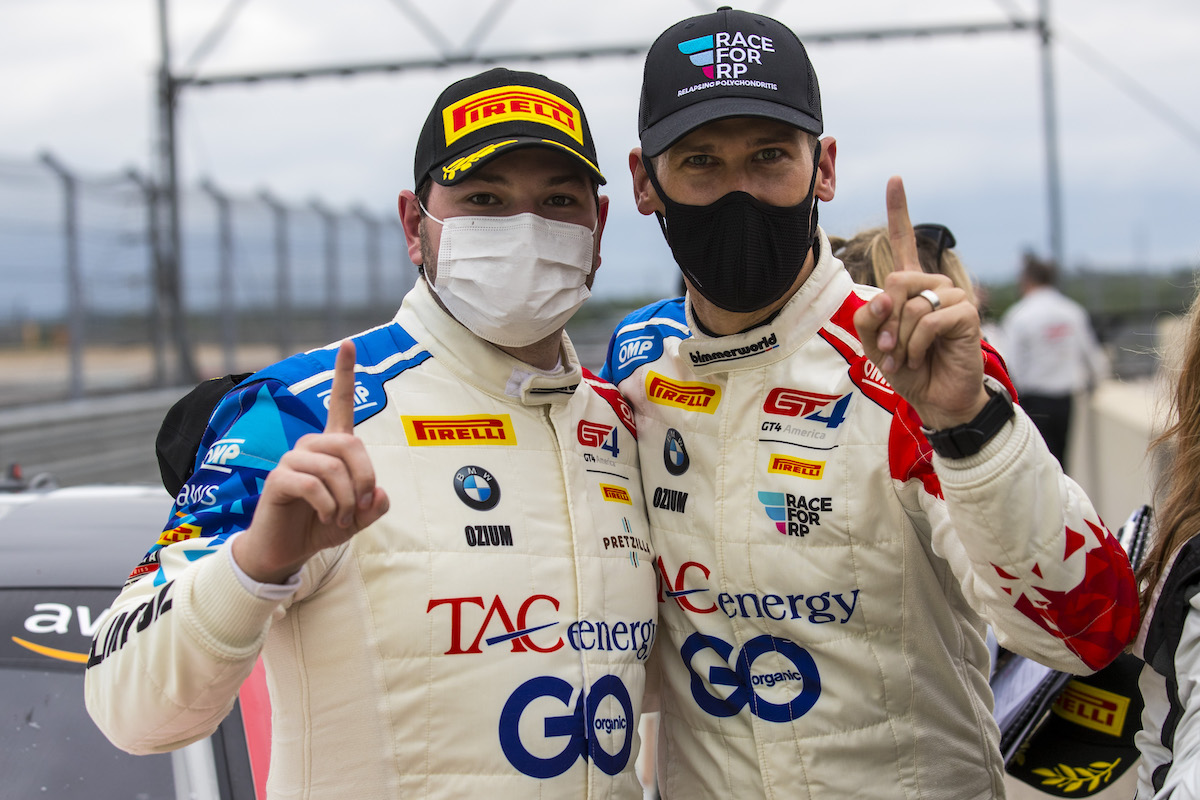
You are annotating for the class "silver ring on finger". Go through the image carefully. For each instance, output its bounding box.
[917,288,942,312]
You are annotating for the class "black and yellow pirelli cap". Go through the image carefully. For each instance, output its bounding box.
[413,67,605,187]
[1006,653,1143,797]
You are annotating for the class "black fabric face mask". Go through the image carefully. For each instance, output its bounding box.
[644,141,821,314]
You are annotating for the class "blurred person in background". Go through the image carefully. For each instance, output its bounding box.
[832,223,1008,351]
[832,222,977,305]
[1134,285,1200,799]
[601,6,1138,798]
[85,68,658,799]
[1001,252,1109,470]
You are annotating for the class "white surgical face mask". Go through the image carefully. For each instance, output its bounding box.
[421,204,596,347]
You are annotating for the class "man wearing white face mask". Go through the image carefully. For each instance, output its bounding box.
[85,68,657,799]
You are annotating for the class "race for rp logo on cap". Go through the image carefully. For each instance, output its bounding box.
[677,30,776,80]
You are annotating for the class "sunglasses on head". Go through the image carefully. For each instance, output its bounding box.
[913,223,956,272]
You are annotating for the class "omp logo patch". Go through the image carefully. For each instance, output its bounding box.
[442,139,518,182]
[616,335,656,368]
[860,360,894,396]
[200,437,244,474]
[442,85,582,145]
[318,380,378,414]
[403,415,516,446]
[768,455,825,480]
[601,484,633,504]
[1052,680,1131,736]
[646,372,721,413]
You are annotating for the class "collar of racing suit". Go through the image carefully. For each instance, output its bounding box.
[680,226,858,377]
[396,277,584,406]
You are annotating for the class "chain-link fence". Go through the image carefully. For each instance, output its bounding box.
[0,153,416,406]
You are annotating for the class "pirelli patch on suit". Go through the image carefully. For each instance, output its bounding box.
[402,415,517,446]
[442,85,582,145]
[768,454,825,480]
[600,484,633,504]
[645,372,721,414]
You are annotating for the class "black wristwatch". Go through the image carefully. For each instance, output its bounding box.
[921,386,1015,459]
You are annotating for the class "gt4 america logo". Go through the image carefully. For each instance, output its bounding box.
[578,419,620,459]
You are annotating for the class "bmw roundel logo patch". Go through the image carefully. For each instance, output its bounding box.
[454,465,500,511]
[663,428,689,476]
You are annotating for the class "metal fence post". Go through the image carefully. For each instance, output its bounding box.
[311,201,340,341]
[200,179,236,374]
[39,152,85,400]
[259,191,292,358]
[127,169,168,387]
[353,207,382,315]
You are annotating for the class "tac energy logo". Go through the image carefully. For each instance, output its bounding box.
[677,30,777,82]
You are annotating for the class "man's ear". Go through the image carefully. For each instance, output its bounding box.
[592,193,610,272]
[816,136,837,203]
[629,147,664,216]
[398,190,423,265]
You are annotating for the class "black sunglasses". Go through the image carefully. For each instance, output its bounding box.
[913,223,956,272]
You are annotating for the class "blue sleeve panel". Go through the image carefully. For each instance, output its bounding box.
[136,322,431,587]
[599,296,690,386]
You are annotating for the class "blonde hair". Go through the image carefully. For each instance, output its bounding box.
[1137,285,1200,611]
[829,226,978,306]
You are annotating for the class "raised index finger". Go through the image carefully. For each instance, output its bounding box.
[886,176,921,273]
[325,340,357,434]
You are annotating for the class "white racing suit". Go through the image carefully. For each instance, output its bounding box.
[85,280,657,799]
[599,230,1139,800]
[1136,535,1200,799]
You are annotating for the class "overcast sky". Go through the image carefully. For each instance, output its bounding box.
[4,0,1198,301]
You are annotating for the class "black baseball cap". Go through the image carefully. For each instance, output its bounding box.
[413,67,605,187]
[639,7,822,157]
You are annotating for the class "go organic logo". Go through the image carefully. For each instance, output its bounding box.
[682,632,821,723]
[499,675,634,779]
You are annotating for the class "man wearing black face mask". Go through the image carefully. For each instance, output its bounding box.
[600,8,1138,799]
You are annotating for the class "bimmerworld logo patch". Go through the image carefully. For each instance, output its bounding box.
[402,415,517,446]
[646,372,721,413]
[442,85,582,146]
[677,30,777,82]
